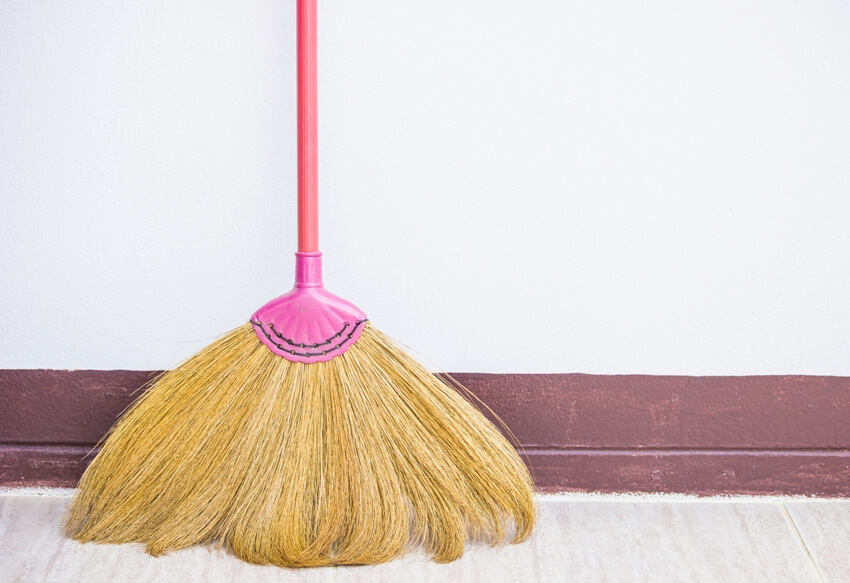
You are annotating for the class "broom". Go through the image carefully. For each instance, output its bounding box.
[64,0,535,567]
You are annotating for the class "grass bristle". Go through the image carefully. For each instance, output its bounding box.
[63,323,536,567]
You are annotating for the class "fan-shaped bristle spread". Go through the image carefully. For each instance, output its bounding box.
[63,323,536,567]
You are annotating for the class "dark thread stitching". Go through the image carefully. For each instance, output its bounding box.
[267,321,350,348]
[251,318,368,358]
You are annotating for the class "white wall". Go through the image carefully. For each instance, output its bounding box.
[2,1,849,374]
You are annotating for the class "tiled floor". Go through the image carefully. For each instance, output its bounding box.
[1,491,847,582]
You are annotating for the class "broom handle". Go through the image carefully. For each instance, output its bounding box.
[297,0,319,253]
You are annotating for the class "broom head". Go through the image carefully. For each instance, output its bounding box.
[64,254,536,566]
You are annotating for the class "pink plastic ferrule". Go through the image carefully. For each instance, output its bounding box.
[294,251,322,287]
[251,253,367,363]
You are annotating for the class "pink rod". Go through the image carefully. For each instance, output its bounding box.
[297,0,319,252]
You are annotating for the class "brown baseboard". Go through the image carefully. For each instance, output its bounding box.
[2,370,849,495]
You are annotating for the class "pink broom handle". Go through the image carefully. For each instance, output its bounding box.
[297,0,319,253]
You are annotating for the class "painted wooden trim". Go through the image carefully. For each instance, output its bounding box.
[527,449,850,496]
[2,370,849,495]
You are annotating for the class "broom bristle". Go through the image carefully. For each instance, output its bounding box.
[64,323,536,567]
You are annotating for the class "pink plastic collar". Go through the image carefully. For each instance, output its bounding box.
[250,253,367,363]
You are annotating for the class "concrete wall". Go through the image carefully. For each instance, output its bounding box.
[2,1,849,373]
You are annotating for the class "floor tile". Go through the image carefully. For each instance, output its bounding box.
[0,494,826,583]
[0,496,333,583]
[335,499,819,583]
[786,500,850,583]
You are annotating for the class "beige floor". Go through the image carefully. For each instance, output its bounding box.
[1,492,847,583]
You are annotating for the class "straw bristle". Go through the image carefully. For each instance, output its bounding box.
[63,323,536,567]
